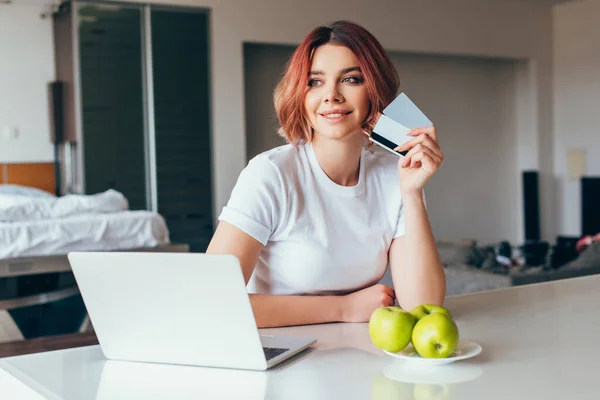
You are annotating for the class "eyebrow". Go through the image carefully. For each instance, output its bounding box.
[308,66,362,76]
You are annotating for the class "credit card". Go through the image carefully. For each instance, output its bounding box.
[370,93,432,156]
[383,92,432,129]
[370,114,412,156]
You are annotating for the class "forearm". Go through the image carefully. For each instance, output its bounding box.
[250,294,345,328]
[394,191,446,309]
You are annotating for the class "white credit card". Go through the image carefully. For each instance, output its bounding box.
[370,114,412,156]
[383,92,432,129]
[370,92,432,156]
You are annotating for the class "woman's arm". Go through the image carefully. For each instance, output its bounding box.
[389,192,446,310]
[389,126,446,310]
[207,221,395,327]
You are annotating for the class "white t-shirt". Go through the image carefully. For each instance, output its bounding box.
[218,141,405,295]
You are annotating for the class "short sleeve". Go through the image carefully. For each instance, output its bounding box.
[393,201,406,238]
[393,190,427,239]
[218,157,284,246]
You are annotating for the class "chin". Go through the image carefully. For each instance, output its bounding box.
[316,126,362,142]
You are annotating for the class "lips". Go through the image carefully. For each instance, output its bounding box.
[320,110,352,118]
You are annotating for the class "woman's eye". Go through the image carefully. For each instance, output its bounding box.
[308,79,322,87]
[342,76,362,84]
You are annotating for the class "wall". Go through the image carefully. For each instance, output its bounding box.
[0,4,55,163]
[129,0,554,243]
[553,0,600,236]
[245,43,522,244]
[4,0,556,243]
[388,53,521,245]
[243,43,291,161]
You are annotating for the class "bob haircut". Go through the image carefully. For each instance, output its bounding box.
[274,20,400,145]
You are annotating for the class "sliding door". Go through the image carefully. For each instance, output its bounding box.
[151,9,213,252]
[78,3,147,210]
[75,2,213,250]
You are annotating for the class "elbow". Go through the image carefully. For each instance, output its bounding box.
[398,285,446,311]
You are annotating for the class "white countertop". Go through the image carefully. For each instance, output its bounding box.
[2,274,600,399]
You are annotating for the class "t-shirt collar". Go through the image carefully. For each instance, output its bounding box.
[305,141,366,197]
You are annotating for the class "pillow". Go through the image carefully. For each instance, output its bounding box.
[0,184,55,198]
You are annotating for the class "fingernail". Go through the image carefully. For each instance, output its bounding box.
[395,145,404,151]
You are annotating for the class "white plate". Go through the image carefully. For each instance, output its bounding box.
[383,340,482,366]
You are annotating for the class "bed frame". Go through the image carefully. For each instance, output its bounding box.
[0,244,190,279]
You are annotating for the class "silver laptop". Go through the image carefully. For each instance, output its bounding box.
[67,252,316,371]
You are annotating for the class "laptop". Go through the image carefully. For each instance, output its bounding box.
[67,252,316,371]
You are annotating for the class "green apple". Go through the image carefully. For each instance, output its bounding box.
[410,304,452,320]
[369,307,417,353]
[411,313,459,358]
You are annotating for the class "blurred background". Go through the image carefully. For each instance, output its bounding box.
[0,0,598,342]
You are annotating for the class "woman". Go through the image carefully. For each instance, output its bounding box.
[207,20,446,328]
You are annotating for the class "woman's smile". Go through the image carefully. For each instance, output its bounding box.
[319,109,353,123]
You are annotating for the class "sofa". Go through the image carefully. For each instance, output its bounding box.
[379,241,600,296]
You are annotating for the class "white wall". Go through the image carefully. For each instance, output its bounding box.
[245,43,523,244]
[165,0,554,243]
[4,0,557,243]
[0,4,55,163]
[553,0,600,236]
[389,54,521,245]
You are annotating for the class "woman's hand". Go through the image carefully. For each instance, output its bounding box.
[394,126,444,195]
[341,284,396,323]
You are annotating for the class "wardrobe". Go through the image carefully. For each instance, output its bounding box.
[52,1,214,251]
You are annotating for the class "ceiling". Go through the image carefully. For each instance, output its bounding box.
[1,0,581,4]
[0,0,60,5]
[505,0,576,4]
[0,0,581,10]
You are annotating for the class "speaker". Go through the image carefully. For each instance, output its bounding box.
[522,171,541,241]
[549,235,580,269]
[48,81,64,144]
[520,241,549,266]
[582,177,600,236]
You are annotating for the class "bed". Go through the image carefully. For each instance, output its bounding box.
[0,172,189,342]
[0,183,188,265]
[1,210,172,261]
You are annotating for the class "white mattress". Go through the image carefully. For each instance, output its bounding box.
[0,211,170,259]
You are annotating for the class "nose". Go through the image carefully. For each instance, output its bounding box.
[323,82,343,103]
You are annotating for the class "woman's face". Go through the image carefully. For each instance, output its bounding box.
[305,44,370,142]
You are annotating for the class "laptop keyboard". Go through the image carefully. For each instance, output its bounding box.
[263,347,289,361]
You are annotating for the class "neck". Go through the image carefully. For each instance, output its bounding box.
[311,133,364,186]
